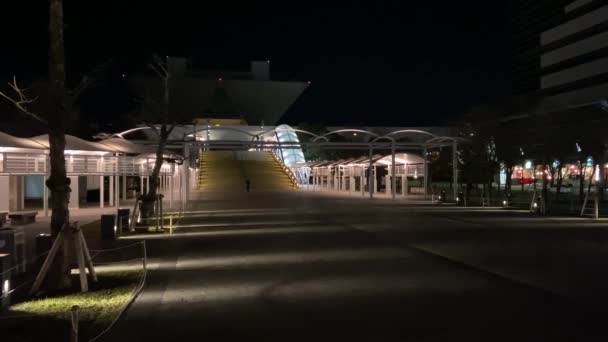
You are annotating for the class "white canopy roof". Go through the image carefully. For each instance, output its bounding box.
[31,134,117,153]
[98,138,158,155]
[0,131,47,150]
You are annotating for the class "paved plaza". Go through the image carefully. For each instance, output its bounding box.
[104,191,608,341]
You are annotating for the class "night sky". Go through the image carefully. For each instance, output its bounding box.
[1,1,507,127]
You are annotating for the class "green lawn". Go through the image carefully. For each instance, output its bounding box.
[1,269,143,342]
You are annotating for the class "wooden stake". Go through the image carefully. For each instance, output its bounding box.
[78,229,97,282]
[72,223,88,292]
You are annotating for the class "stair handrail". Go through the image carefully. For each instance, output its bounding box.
[270,151,299,188]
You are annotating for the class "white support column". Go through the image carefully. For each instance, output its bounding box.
[401,175,406,196]
[368,146,374,199]
[391,141,396,201]
[140,176,144,195]
[109,175,114,207]
[122,174,127,200]
[69,176,79,209]
[99,176,104,208]
[115,173,120,208]
[452,140,458,201]
[0,176,9,212]
[374,166,379,194]
[43,177,49,216]
[385,175,391,195]
[169,174,174,209]
[19,176,25,210]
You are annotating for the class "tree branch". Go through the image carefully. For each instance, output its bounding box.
[0,76,48,124]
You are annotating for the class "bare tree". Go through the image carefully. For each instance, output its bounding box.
[139,55,176,217]
[0,0,106,291]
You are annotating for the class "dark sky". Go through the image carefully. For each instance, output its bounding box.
[1,1,507,126]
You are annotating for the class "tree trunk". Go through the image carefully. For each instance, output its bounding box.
[556,165,564,201]
[579,161,585,199]
[505,168,512,193]
[542,165,549,215]
[46,0,71,290]
[587,163,597,194]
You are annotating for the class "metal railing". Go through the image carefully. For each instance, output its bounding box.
[0,153,175,176]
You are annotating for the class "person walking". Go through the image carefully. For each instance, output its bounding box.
[245,177,251,192]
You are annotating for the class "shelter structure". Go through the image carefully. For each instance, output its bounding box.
[0,132,184,214]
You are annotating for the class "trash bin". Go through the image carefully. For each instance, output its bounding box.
[0,253,12,311]
[35,234,53,257]
[100,214,117,240]
[116,208,130,232]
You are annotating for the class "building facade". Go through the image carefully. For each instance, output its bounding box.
[540,0,608,111]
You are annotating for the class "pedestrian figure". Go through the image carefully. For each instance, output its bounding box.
[245,177,251,192]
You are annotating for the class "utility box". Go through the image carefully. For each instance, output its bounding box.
[0,228,24,274]
[100,214,117,240]
[0,253,12,311]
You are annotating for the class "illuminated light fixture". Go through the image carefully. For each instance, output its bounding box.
[353,133,358,136]
[218,77,223,81]
[533,202,538,209]
[307,81,311,85]
[266,59,270,63]
[3,279,9,294]
[503,200,507,206]
[524,160,532,169]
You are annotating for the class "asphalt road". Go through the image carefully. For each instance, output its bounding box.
[103,191,608,341]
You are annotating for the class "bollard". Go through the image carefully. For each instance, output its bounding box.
[100,214,117,240]
[438,190,446,203]
[70,305,80,342]
[456,191,464,206]
[502,193,512,208]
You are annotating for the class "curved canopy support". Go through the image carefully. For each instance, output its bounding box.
[114,126,158,139]
[313,129,379,142]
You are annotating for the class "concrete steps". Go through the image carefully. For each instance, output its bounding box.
[198,151,294,192]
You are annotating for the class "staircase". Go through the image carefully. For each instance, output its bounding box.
[198,151,296,192]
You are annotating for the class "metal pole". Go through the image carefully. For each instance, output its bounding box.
[369,144,373,199]
[452,140,458,202]
[43,155,49,216]
[391,140,396,201]
[184,143,190,203]
[423,145,428,198]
